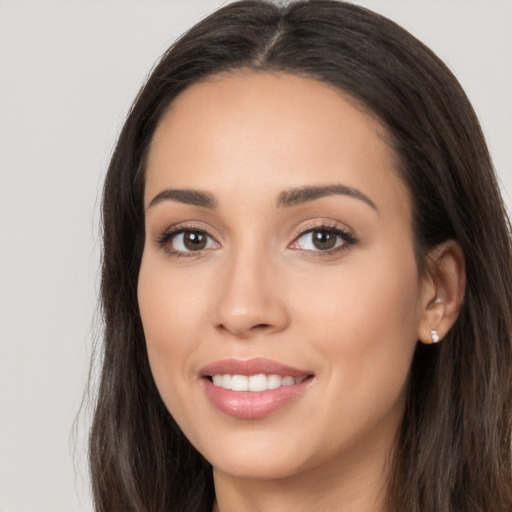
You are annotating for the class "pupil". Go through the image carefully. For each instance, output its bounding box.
[184,231,207,250]
[313,230,336,250]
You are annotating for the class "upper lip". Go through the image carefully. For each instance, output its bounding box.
[199,358,312,378]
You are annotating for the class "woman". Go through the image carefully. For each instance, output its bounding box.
[89,1,512,510]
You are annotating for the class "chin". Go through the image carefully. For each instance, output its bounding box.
[196,428,311,481]
[211,453,306,481]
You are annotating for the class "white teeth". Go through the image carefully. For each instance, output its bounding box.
[281,376,295,386]
[221,374,232,389]
[267,374,282,389]
[210,374,306,391]
[248,374,267,392]
[231,375,249,391]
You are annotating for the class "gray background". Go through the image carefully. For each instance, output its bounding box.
[0,1,510,510]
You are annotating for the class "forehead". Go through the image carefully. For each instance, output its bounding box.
[145,71,410,219]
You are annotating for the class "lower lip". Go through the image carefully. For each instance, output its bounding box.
[202,378,312,419]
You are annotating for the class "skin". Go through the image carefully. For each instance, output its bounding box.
[138,72,464,512]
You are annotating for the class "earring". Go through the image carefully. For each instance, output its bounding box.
[431,330,440,343]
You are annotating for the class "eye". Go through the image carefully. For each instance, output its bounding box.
[290,226,355,252]
[158,228,219,255]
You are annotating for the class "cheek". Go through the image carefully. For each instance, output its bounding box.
[277,246,421,461]
[298,241,420,337]
[137,254,205,406]
[138,251,210,340]
[292,244,421,398]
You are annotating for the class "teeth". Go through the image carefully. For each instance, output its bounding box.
[267,374,282,389]
[221,374,232,389]
[249,374,267,392]
[231,375,249,391]
[281,376,295,386]
[210,373,306,391]
[212,374,223,386]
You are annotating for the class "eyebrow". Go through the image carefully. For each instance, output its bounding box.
[277,184,378,211]
[148,188,217,209]
[147,183,377,212]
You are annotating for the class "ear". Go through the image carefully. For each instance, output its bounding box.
[417,240,466,345]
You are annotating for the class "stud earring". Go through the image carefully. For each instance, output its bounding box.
[431,330,440,343]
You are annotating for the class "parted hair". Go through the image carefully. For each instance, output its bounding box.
[89,1,512,510]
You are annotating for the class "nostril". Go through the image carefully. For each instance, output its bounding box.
[252,323,272,330]
[215,322,274,335]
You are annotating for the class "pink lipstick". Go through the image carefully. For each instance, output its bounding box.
[199,358,313,419]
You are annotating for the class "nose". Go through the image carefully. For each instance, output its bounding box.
[213,249,290,338]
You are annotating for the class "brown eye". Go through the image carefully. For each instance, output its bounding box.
[290,226,354,253]
[169,229,218,253]
[311,230,337,250]
[182,231,207,250]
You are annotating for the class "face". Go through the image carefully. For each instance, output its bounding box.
[138,72,426,483]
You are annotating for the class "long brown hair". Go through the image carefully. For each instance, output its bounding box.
[89,1,512,510]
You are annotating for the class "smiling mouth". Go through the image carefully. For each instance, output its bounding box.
[202,374,314,419]
[207,373,310,392]
[199,358,314,418]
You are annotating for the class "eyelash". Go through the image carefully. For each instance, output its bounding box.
[290,223,357,257]
[155,222,357,258]
[155,223,216,258]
